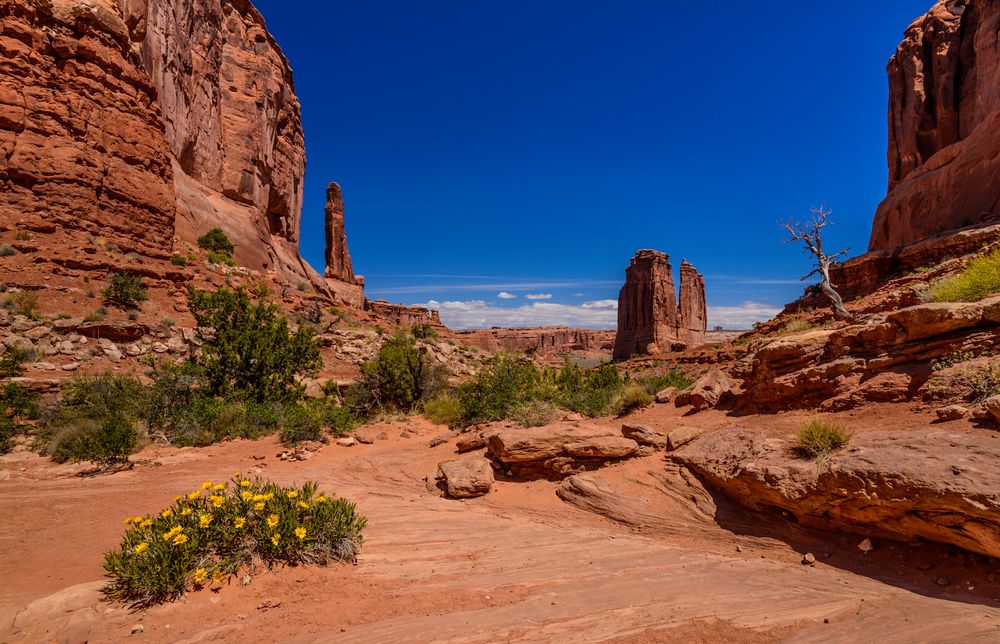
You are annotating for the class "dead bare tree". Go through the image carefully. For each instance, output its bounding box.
[783,207,852,320]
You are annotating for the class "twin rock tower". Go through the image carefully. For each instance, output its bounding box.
[612,250,707,360]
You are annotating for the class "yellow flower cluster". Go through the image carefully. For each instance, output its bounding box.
[199,513,214,528]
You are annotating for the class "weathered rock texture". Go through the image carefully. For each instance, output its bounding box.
[613,250,706,359]
[1,0,357,295]
[0,0,177,255]
[870,0,1000,251]
[456,327,615,356]
[735,296,1000,412]
[365,299,445,330]
[674,427,1000,558]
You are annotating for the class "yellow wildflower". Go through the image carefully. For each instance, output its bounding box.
[286,491,298,499]
[294,527,306,540]
[187,490,201,501]
[241,490,254,501]
[199,513,213,528]
[173,533,189,545]
[234,517,246,529]
[123,517,133,525]
[134,542,148,554]
[201,481,213,490]
[297,501,310,510]
[212,569,223,584]
[193,568,207,584]
[240,480,252,488]
[212,483,225,491]
[180,508,193,516]
[315,496,327,504]
[162,526,182,541]
[253,502,265,511]
[263,493,274,501]
[252,494,265,503]
[209,495,224,508]
[161,509,173,518]
[174,495,183,502]
[271,534,281,546]
[267,514,279,528]
[140,519,153,528]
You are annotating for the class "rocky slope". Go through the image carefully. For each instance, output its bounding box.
[870,0,1000,251]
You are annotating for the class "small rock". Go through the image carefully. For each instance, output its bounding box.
[336,437,356,447]
[377,432,389,440]
[735,545,743,553]
[935,577,951,587]
[666,426,703,451]
[654,387,678,404]
[400,430,411,439]
[857,538,874,554]
[935,405,970,421]
[429,431,456,447]
[131,624,144,635]
[802,553,816,565]
[353,428,379,445]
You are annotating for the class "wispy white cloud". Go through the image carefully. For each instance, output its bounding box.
[525,293,552,300]
[497,292,517,299]
[707,301,781,329]
[419,299,618,330]
[371,279,619,296]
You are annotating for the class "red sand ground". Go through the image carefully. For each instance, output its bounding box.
[2,407,1000,642]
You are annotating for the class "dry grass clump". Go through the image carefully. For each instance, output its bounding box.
[103,477,366,608]
[794,419,850,460]
[931,248,1000,302]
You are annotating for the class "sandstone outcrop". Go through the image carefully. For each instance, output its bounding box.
[486,422,642,478]
[735,296,1000,411]
[869,0,1000,251]
[455,327,615,356]
[323,182,358,284]
[613,250,706,359]
[364,299,446,331]
[673,427,1000,558]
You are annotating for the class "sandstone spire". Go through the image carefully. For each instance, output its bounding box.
[323,183,356,283]
[612,250,706,360]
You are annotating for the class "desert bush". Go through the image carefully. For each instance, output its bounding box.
[422,394,463,427]
[778,318,815,335]
[103,477,366,608]
[84,307,107,322]
[197,228,235,255]
[278,403,324,445]
[950,361,1000,402]
[207,251,236,266]
[511,399,559,427]
[457,353,541,426]
[347,336,447,413]
[311,399,357,437]
[0,381,38,453]
[795,419,850,460]
[103,273,148,310]
[42,374,147,465]
[0,244,16,257]
[411,322,437,340]
[612,382,653,417]
[14,231,30,241]
[0,346,32,378]
[931,248,1000,302]
[188,287,321,403]
[7,290,40,319]
[636,368,695,395]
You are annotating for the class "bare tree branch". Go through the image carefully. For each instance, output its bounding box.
[782,206,853,321]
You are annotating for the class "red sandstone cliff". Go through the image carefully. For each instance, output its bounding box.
[456,327,616,356]
[870,0,1000,251]
[612,250,707,360]
[1,0,356,297]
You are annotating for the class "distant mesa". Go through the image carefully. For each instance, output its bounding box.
[612,250,706,360]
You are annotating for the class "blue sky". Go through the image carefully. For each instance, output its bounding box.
[254,1,931,329]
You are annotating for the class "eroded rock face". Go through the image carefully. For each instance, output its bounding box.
[323,182,356,284]
[674,427,1000,558]
[870,0,1000,250]
[455,327,616,355]
[613,250,707,359]
[0,0,177,255]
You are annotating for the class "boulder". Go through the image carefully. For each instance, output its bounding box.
[621,423,668,449]
[563,436,639,459]
[935,405,970,421]
[353,428,380,445]
[654,387,678,404]
[456,426,501,453]
[886,302,983,342]
[76,322,148,342]
[688,369,730,411]
[437,455,494,498]
[983,396,1000,423]
[487,424,617,463]
[666,426,703,451]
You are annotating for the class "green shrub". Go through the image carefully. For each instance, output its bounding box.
[188,288,321,403]
[348,336,447,413]
[612,383,653,417]
[411,322,437,340]
[196,228,235,255]
[423,394,463,427]
[42,374,147,465]
[311,399,357,436]
[457,353,540,426]
[548,361,623,417]
[8,290,39,319]
[931,248,1000,302]
[84,307,107,322]
[950,361,1000,402]
[103,273,148,310]
[170,255,188,267]
[778,319,815,335]
[103,478,366,608]
[795,419,850,460]
[637,369,695,395]
[278,403,324,445]
[0,381,38,453]
[511,399,558,427]
[14,230,30,241]
[207,251,236,266]
[0,244,16,257]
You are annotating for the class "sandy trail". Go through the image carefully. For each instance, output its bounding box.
[2,413,1000,642]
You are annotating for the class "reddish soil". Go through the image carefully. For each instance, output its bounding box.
[3,408,1000,643]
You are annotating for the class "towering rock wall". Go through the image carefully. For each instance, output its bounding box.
[612,250,707,360]
[870,0,1000,251]
[0,0,177,255]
